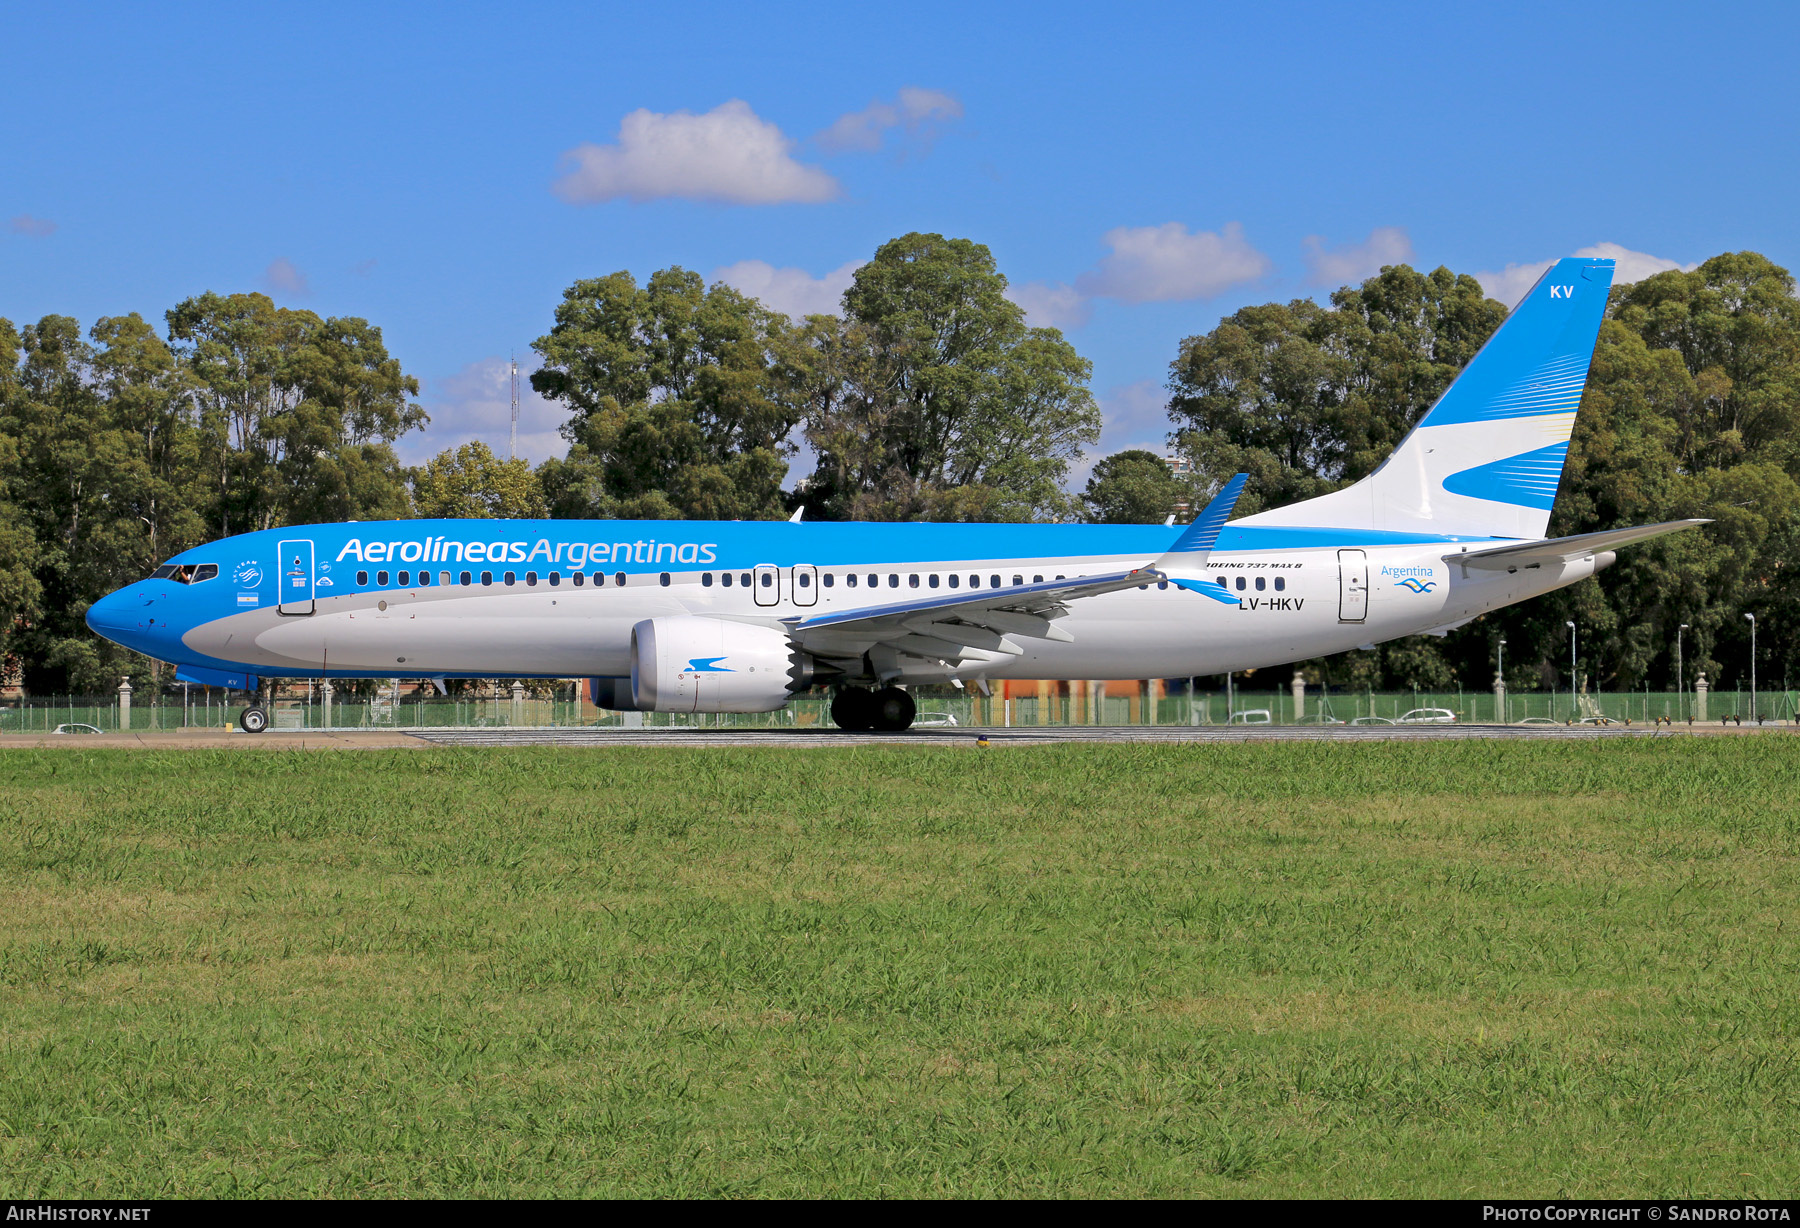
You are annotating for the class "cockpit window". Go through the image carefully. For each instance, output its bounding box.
[156,563,218,584]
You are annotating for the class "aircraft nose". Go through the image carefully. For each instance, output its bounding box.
[86,588,135,635]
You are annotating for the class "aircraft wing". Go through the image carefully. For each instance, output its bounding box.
[787,475,1248,671]
[1447,519,1709,570]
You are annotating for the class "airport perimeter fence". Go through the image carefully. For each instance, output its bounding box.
[3,684,1794,734]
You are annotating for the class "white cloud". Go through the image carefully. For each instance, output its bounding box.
[402,357,569,467]
[554,100,839,206]
[1475,242,1699,308]
[8,214,56,238]
[1302,226,1414,286]
[1077,221,1271,303]
[1007,281,1091,330]
[713,259,863,319]
[816,86,964,153]
[262,257,309,297]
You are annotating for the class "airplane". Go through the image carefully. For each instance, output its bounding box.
[85,256,1705,733]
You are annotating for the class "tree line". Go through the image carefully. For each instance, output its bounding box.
[1,235,1793,698]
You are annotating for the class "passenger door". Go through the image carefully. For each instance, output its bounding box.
[791,563,818,607]
[1337,548,1367,623]
[752,563,780,607]
[277,539,315,615]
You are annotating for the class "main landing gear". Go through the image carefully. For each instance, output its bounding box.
[238,705,269,733]
[830,686,916,732]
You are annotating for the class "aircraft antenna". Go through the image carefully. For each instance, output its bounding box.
[509,354,520,461]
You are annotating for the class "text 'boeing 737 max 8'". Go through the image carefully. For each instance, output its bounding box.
[86,256,1705,732]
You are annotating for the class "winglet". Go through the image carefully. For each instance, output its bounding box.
[789,506,805,524]
[1154,473,1247,566]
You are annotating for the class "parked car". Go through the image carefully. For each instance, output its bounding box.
[52,723,104,735]
[1349,716,1395,725]
[1515,716,1561,726]
[1396,708,1458,724]
[1226,708,1272,724]
[912,712,958,727]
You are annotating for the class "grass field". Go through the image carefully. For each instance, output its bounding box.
[3,739,1798,1198]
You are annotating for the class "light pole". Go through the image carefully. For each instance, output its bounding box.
[1745,613,1757,723]
[1566,620,1577,721]
[1497,637,1507,724]
[1677,624,1689,723]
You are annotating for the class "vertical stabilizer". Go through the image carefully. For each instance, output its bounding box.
[1237,256,1615,539]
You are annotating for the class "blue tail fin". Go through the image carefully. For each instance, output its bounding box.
[1238,256,1615,539]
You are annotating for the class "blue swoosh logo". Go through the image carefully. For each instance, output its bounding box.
[687,657,733,673]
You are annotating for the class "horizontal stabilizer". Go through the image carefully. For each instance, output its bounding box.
[1448,520,1709,570]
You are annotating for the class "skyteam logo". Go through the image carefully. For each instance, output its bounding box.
[1381,565,1438,595]
[686,657,733,673]
[232,561,262,587]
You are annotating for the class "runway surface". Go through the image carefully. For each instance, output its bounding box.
[410,722,1686,749]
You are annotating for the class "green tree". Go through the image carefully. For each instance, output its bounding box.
[1168,265,1505,517]
[166,292,423,535]
[1081,449,1185,524]
[801,233,1100,521]
[531,268,805,520]
[413,441,547,519]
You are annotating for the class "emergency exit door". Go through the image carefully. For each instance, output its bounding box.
[1337,548,1367,623]
[278,539,315,615]
[752,563,780,607]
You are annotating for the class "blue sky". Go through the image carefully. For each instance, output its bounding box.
[4,1,1795,479]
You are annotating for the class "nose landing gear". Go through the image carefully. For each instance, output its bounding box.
[830,686,916,732]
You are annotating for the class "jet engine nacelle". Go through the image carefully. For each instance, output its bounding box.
[630,616,815,713]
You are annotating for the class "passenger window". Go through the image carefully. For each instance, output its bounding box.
[357,571,368,585]
[969,575,979,588]
[759,572,771,588]
[888,575,899,588]
[909,574,920,588]
[948,574,960,588]
[661,572,671,586]
[549,572,560,586]
[721,572,732,587]
[823,574,834,588]
[846,574,857,587]
[1013,575,1023,586]
[378,571,390,586]
[1274,576,1285,591]
[928,574,939,588]
[460,571,472,586]
[419,572,432,587]
[741,573,752,586]
[1033,575,1043,583]
[616,572,627,586]
[1056,575,1065,580]
[798,572,811,589]
[398,571,410,586]
[990,575,1000,588]
[504,572,516,586]
[525,572,537,586]
[702,573,713,587]
[481,571,493,586]
[573,572,585,587]
[1216,577,1228,589]
[1255,576,1265,591]
[1235,576,1246,590]
[439,571,450,586]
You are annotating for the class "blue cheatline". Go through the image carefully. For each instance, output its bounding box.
[1441,441,1570,510]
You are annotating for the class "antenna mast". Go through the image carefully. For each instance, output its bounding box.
[508,354,519,461]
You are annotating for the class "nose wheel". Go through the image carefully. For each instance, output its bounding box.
[238,705,269,734]
[831,686,915,732]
